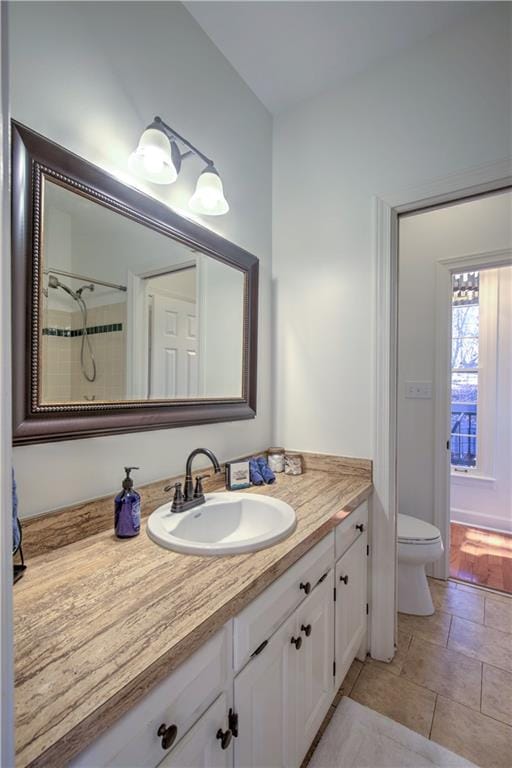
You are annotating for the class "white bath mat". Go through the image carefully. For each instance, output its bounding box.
[309,697,477,768]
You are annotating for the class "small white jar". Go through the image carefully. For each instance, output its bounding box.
[267,447,285,473]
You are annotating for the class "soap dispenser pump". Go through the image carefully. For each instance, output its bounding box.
[115,466,141,539]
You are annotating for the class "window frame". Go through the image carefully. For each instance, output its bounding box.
[450,298,479,471]
[450,269,498,479]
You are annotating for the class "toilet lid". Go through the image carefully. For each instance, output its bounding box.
[397,514,441,543]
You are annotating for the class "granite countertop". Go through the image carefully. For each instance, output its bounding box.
[14,458,372,767]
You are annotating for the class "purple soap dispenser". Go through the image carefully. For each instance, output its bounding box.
[115,467,141,538]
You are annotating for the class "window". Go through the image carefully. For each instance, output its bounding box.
[451,272,479,469]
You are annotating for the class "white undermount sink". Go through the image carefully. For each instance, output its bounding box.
[147,492,297,555]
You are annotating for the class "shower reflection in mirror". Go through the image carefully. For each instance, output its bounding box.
[42,269,127,401]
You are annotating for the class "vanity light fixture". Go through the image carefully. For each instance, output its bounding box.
[129,116,229,216]
[189,166,229,216]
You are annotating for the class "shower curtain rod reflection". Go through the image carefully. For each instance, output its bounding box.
[44,268,127,292]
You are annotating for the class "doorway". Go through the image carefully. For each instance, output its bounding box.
[373,164,511,664]
[126,261,201,400]
[449,263,512,592]
[145,269,199,399]
[397,189,512,591]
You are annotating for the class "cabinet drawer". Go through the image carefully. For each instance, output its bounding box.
[234,533,334,671]
[71,624,232,768]
[335,501,368,559]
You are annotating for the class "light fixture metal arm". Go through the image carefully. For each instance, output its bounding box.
[153,116,214,168]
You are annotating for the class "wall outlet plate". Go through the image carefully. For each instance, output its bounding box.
[405,381,433,399]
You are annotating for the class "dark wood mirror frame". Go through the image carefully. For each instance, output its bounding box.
[11,121,258,445]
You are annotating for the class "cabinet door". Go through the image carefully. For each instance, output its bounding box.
[234,613,297,768]
[335,531,368,688]
[158,693,232,768]
[296,572,334,766]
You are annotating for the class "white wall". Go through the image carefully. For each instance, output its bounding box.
[147,270,197,304]
[9,1,272,517]
[398,194,512,530]
[272,4,511,459]
[45,179,197,288]
[0,2,14,762]
[200,257,244,397]
[44,203,73,311]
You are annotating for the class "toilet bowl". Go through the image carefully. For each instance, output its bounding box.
[397,514,443,616]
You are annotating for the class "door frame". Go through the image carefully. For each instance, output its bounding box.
[372,158,512,661]
[433,247,512,579]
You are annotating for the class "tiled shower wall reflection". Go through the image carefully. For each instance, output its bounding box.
[41,303,127,402]
[41,308,73,401]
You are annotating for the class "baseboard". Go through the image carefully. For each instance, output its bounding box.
[451,508,512,534]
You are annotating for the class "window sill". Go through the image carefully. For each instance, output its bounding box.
[451,471,496,487]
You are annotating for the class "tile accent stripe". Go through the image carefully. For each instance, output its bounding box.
[42,323,123,337]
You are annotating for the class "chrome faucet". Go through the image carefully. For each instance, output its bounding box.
[165,448,222,513]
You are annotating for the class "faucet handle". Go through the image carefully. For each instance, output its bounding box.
[193,475,210,498]
[167,482,184,512]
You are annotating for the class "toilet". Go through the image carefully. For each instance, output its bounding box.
[397,514,444,615]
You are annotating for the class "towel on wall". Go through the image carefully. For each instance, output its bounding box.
[12,467,20,554]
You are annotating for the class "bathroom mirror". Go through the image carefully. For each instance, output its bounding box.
[40,179,246,404]
[12,122,258,444]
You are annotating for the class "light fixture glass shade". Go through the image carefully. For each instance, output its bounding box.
[189,166,229,216]
[129,127,178,184]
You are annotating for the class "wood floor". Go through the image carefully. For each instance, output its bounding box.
[450,522,512,594]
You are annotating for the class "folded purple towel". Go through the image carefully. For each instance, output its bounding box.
[257,456,276,484]
[249,457,264,485]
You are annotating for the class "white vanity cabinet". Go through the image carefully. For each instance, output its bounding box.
[70,500,370,768]
[233,571,334,768]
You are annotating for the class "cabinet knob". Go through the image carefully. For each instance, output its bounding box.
[339,574,349,585]
[301,623,312,637]
[157,723,178,750]
[356,523,365,532]
[216,728,232,750]
[299,581,311,595]
[290,635,302,650]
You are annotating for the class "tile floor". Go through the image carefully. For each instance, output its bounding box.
[304,578,512,768]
